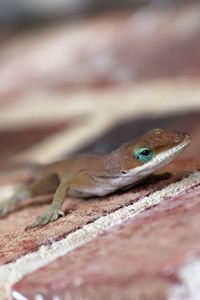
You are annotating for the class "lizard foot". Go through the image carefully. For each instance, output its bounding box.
[25,206,64,230]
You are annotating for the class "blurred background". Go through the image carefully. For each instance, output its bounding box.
[0,0,200,171]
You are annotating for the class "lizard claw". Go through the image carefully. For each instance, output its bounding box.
[25,207,64,230]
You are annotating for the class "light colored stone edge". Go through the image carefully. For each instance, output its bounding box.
[0,171,200,300]
[169,259,200,300]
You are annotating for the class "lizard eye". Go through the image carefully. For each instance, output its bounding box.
[134,147,154,162]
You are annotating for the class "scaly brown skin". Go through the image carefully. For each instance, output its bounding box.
[0,128,191,230]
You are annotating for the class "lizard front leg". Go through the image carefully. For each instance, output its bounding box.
[25,179,70,230]
[25,169,108,230]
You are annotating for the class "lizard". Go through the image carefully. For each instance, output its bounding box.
[0,128,191,230]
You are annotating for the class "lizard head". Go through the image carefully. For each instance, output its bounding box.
[119,128,191,178]
[92,128,191,192]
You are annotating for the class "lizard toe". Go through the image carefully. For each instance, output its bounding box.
[50,209,65,222]
[25,215,50,230]
[49,210,61,222]
[25,209,64,230]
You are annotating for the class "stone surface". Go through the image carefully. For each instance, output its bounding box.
[12,180,200,300]
[0,0,147,25]
[0,121,68,164]
[73,111,200,159]
[0,0,198,26]
[1,5,200,99]
[0,160,198,266]
[0,4,199,298]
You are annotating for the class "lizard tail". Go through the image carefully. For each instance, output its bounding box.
[0,189,31,217]
[0,163,42,186]
[0,162,61,217]
[0,163,44,217]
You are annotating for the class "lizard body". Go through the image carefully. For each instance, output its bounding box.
[0,128,191,229]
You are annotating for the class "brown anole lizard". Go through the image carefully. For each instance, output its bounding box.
[0,128,191,230]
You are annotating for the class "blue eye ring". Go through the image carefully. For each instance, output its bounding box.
[134,147,154,162]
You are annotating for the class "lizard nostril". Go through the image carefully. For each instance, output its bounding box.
[121,170,127,175]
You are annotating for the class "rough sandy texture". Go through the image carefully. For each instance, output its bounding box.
[11,176,200,300]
